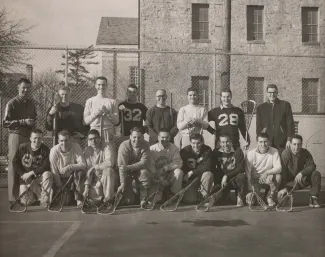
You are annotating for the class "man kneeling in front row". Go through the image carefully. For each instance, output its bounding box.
[279,134,321,208]
[13,129,53,207]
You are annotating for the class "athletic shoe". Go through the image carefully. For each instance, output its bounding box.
[267,197,276,207]
[246,192,256,206]
[237,196,244,207]
[309,196,321,208]
[140,200,146,209]
[77,200,83,208]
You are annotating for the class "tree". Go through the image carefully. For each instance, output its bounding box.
[56,45,99,89]
[0,8,33,72]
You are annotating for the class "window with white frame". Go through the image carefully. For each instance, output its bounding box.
[247,6,264,41]
[302,78,319,113]
[192,4,209,40]
[302,7,319,43]
[130,66,139,86]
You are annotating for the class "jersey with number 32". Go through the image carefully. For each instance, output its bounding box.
[119,101,148,136]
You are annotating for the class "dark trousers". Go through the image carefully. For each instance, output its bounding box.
[214,172,247,200]
[284,170,321,197]
[8,133,30,201]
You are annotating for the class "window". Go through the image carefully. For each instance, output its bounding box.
[247,77,264,105]
[191,76,209,107]
[130,66,139,86]
[302,78,319,113]
[192,4,209,40]
[247,6,264,41]
[294,121,299,134]
[302,7,319,43]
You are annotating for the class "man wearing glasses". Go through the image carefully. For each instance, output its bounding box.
[146,89,178,145]
[256,84,295,153]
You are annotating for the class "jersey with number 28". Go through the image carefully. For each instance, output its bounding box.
[119,101,147,136]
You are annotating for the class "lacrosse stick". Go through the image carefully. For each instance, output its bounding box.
[9,178,37,212]
[248,185,268,212]
[196,176,236,212]
[141,187,162,211]
[48,174,74,212]
[160,177,199,212]
[81,196,99,214]
[97,191,123,215]
[240,100,256,150]
[276,182,298,212]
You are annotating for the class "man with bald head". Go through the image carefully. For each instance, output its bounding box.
[146,89,178,145]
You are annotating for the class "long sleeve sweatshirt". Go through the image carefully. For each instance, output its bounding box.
[212,147,245,179]
[180,144,213,177]
[49,143,86,187]
[117,140,150,184]
[84,96,119,131]
[246,147,282,179]
[281,148,316,185]
[177,104,208,136]
[12,142,50,177]
[150,143,183,174]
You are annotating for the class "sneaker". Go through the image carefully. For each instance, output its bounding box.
[309,196,321,208]
[246,193,253,206]
[140,200,146,209]
[237,196,244,207]
[267,196,276,207]
[77,200,83,208]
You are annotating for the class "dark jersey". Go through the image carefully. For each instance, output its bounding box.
[12,142,50,177]
[208,106,247,146]
[118,101,147,136]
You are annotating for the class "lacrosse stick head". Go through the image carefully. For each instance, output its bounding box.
[240,100,256,137]
[160,193,184,212]
[81,198,99,214]
[9,200,27,213]
[247,191,268,212]
[142,190,160,211]
[276,194,294,212]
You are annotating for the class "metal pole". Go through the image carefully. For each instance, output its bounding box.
[65,46,68,87]
[113,51,117,99]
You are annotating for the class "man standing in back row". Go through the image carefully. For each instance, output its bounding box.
[256,84,294,153]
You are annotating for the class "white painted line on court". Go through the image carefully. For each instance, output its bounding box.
[0,220,81,224]
[42,221,82,257]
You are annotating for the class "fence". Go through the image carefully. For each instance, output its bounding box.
[0,45,325,187]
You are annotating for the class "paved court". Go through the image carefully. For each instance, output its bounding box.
[0,188,324,257]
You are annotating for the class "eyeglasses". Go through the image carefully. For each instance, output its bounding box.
[156,95,167,98]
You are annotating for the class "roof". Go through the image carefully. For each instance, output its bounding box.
[96,17,138,45]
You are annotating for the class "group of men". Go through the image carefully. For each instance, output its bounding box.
[3,77,322,209]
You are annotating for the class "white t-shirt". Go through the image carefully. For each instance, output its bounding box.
[177,104,208,135]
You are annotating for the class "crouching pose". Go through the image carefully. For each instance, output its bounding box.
[180,133,214,204]
[117,127,151,208]
[279,134,321,208]
[150,129,183,202]
[213,134,246,206]
[12,129,53,207]
[83,129,117,203]
[246,133,282,207]
[50,130,87,207]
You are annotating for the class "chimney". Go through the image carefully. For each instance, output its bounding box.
[26,64,33,84]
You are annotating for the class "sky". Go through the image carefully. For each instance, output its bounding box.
[1,0,138,46]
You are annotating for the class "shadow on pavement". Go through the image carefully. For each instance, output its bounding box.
[181,219,249,227]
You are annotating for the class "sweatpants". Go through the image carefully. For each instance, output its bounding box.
[20,171,53,205]
[86,167,117,202]
[214,172,247,200]
[122,169,151,205]
[182,171,214,204]
[280,170,321,197]
[8,133,30,201]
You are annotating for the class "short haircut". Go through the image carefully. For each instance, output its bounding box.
[221,88,232,96]
[187,87,198,94]
[219,133,232,141]
[266,84,278,92]
[58,130,70,138]
[257,132,269,140]
[156,89,166,95]
[158,128,170,135]
[291,134,303,142]
[58,86,71,92]
[190,133,204,142]
[95,76,108,83]
[18,78,31,86]
[30,128,43,135]
[88,129,100,138]
[127,84,138,91]
[130,126,143,134]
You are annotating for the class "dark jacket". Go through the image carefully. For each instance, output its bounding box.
[256,99,294,146]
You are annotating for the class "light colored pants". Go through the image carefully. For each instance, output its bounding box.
[180,134,191,149]
[8,133,30,201]
[183,171,214,204]
[250,174,281,197]
[86,167,117,201]
[149,168,184,202]
[20,171,53,205]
